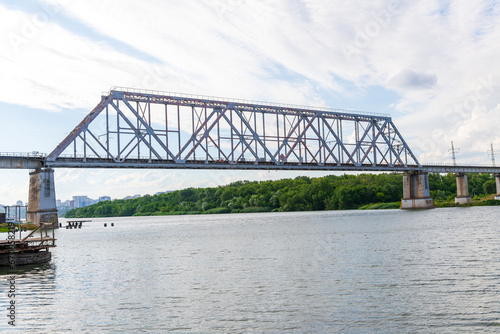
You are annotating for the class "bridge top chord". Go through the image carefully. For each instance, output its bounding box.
[108,86,392,119]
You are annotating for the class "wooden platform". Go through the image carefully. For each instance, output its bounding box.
[0,222,56,255]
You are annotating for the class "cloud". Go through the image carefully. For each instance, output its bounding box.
[390,69,437,90]
[0,5,150,112]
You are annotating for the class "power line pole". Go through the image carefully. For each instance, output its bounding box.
[449,141,460,166]
[488,143,496,167]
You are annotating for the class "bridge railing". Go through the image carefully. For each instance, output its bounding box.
[423,163,497,168]
[0,152,46,158]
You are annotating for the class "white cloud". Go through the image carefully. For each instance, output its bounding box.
[389,69,437,90]
[0,6,151,111]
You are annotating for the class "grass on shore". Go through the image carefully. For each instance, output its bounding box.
[434,195,500,208]
[358,202,401,210]
[0,223,38,233]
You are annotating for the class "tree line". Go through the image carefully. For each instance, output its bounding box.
[64,173,498,218]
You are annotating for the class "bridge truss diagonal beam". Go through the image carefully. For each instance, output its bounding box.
[45,88,421,171]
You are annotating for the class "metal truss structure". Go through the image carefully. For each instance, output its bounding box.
[45,87,421,171]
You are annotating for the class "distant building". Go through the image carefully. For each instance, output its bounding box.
[55,194,131,214]
[155,191,173,195]
[71,196,97,209]
[16,200,24,206]
[123,194,141,200]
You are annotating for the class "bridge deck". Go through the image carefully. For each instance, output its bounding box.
[421,164,500,174]
[45,157,421,171]
[2,154,500,173]
[0,155,43,169]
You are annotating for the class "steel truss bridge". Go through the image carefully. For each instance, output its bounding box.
[1,87,499,174]
[48,88,422,171]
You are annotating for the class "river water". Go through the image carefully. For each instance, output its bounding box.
[1,207,500,333]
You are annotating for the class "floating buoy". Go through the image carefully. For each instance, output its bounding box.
[111,223,114,227]
[104,223,107,227]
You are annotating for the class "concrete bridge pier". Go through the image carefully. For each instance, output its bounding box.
[455,173,472,205]
[401,172,435,209]
[495,174,500,200]
[27,168,58,227]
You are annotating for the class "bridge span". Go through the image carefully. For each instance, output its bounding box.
[1,87,499,223]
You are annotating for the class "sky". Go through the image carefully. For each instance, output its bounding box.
[0,0,499,205]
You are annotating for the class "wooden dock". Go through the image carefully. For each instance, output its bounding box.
[0,223,56,255]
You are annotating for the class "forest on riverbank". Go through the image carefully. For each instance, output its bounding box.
[64,172,499,218]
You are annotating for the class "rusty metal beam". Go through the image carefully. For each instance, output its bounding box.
[0,156,43,169]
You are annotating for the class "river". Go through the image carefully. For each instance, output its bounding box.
[1,207,500,333]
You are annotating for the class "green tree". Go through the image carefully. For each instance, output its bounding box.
[63,172,411,218]
[483,180,497,195]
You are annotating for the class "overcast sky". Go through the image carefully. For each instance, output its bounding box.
[1,0,499,205]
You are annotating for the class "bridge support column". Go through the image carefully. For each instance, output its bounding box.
[455,173,471,205]
[495,174,500,200]
[27,168,58,227]
[401,172,434,209]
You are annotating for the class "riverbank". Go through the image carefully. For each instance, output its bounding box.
[434,197,500,208]
[64,173,500,219]
[127,195,500,216]
[61,198,500,219]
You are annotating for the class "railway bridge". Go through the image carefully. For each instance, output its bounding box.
[1,88,499,224]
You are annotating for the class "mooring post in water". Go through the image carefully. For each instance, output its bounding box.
[27,168,58,227]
